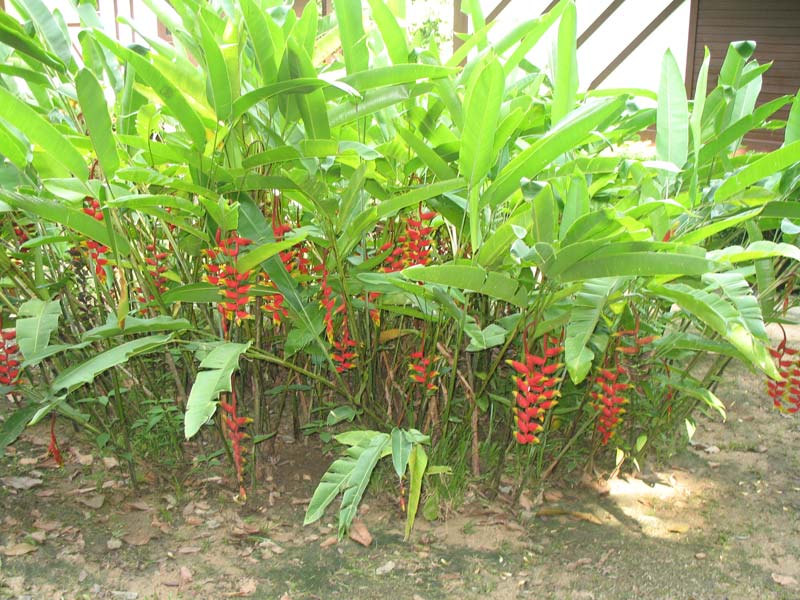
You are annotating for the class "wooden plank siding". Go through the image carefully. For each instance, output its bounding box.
[687,0,800,150]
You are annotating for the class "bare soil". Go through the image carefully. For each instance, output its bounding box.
[2,343,800,599]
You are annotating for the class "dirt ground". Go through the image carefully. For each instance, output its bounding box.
[2,337,800,599]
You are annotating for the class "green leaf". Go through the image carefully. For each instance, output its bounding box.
[93,30,207,148]
[198,16,233,120]
[0,11,65,71]
[0,86,87,179]
[237,235,308,273]
[551,2,578,125]
[184,342,251,439]
[785,92,800,147]
[338,432,390,537]
[460,56,504,190]
[15,299,60,361]
[365,0,408,64]
[304,430,387,527]
[396,126,456,180]
[404,444,428,541]
[161,283,219,305]
[232,78,331,120]
[81,314,191,341]
[334,0,369,75]
[12,0,72,66]
[0,190,130,255]
[403,264,527,307]
[556,251,716,282]
[76,69,120,179]
[240,0,279,84]
[0,405,38,452]
[656,49,689,169]
[715,140,800,202]
[648,282,778,378]
[565,278,619,383]
[51,334,174,396]
[482,96,626,209]
[391,428,412,478]
[465,323,507,352]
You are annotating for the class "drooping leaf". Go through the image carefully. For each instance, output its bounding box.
[551,1,578,125]
[338,432,391,537]
[51,334,174,396]
[404,444,428,541]
[565,278,620,383]
[715,140,800,201]
[15,299,61,360]
[184,342,251,439]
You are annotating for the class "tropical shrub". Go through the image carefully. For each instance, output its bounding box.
[1,0,799,536]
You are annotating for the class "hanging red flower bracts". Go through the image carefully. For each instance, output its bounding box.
[508,335,563,445]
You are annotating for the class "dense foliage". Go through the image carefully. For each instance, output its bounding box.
[1,0,800,537]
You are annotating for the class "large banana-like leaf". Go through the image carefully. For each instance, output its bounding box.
[403,264,528,307]
[656,49,688,169]
[338,432,391,537]
[76,69,119,178]
[15,299,61,361]
[184,342,251,439]
[51,334,174,396]
[565,278,621,383]
[551,1,577,125]
[715,140,800,202]
[648,282,779,379]
[404,444,427,541]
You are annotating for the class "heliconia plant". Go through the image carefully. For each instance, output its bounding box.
[0,0,799,538]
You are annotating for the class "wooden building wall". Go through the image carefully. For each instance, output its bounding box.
[687,0,800,150]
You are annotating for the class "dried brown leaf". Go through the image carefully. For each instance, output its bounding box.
[348,520,373,547]
[77,494,105,509]
[122,530,153,546]
[772,573,798,587]
[2,543,38,556]
[1,476,43,490]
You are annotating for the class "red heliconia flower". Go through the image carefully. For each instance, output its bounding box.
[0,317,21,388]
[331,318,357,373]
[408,349,438,393]
[48,413,63,467]
[203,230,254,324]
[220,380,250,500]
[381,207,437,273]
[767,330,800,414]
[137,242,170,310]
[508,335,563,445]
[590,363,629,445]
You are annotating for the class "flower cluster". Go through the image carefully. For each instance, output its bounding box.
[380,208,436,272]
[82,198,110,281]
[590,322,657,444]
[409,349,438,393]
[332,319,357,373]
[136,243,170,307]
[767,334,800,414]
[220,385,250,500]
[12,222,32,251]
[590,366,629,445]
[508,336,563,445]
[317,264,340,342]
[204,230,253,323]
[0,319,20,387]
[273,222,310,276]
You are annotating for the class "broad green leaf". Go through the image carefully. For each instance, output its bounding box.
[465,324,507,352]
[0,119,31,169]
[237,235,308,273]
[0,405,38,452]
[403,264,528,307]
[460,56,504,190]
[15,299,60,360]
[199,15,233,120]
[0,190,130,255]
[338,432,390,537]
[366,0,408,64]
[704,272,767,341]
[337,65,454,97]
[0,86,87,179]
[391,428,412,478]
[240,0,279,84]
[161,283,219,305]
[93,30,207,148]
[648,282,778,379]
[785,93,800,147]
[482,96,626,209]
[551,2,577,125]
[334,0,369,75]
[715,140,800,201]
[656,49,688,169]
[11,0,72,66]
[556,251,716,282]
[232,78,330,120]
[76,69,119,178]
[0,11,65,71]
[396,126,456,181]
[51,334,174,396]
[404,444,428,541]
[82,314,191,341]
[707,240,800,265]
[185,342,251,439]
[565,278,619,383]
